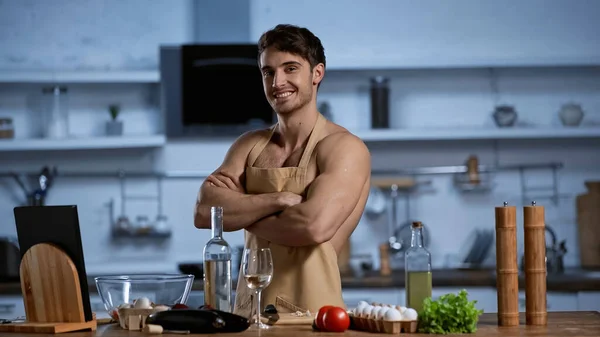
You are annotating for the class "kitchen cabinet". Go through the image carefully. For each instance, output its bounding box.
[251,0,600,70]
[577,291,600,311]
[0,295,25,319]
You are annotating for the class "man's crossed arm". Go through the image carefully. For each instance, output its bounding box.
[246,132,371,246]
[194,130,303,232]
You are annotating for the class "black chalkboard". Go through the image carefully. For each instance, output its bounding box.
[13,205,93,322]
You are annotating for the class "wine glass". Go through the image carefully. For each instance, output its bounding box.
[241,248,273,330]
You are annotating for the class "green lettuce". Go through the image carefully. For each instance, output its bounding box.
[417,289,484,334]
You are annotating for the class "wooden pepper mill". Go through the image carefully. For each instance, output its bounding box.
[494,202,519,326]
[523,201,547,326]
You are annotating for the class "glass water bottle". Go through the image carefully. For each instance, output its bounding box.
[203,206,232,312]
[405,221,432,313]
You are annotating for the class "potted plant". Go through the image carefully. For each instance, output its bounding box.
[106,104,123,136]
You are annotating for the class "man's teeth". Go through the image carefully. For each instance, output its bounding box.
[275,92,293,98]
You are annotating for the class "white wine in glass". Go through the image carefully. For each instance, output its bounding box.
[241,248,273,329]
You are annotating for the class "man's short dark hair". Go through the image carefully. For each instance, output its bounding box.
[257,24,326,70]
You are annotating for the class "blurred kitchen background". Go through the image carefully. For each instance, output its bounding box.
[0,0,599,315]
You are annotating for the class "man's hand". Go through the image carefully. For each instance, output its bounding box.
[277,192,304,208]
[205,171,245,193]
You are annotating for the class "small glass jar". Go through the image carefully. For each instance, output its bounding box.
[154,214,171,234]
[41,86,69,139]
[0,117,15,139]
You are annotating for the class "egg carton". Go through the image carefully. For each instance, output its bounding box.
[117,307,169,331]
[350,313,418,334]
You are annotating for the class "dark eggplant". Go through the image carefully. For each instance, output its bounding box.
[145,309,250,333]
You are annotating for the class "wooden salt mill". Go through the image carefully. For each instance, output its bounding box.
[523,201,547,326]
[494,202,519,326]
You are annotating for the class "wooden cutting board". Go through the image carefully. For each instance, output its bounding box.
[577,181,600,269]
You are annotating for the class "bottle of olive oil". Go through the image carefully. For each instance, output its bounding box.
[405,221,432,313]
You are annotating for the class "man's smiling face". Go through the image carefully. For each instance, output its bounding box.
[259,47,321,115]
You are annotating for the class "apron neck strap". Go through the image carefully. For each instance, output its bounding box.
[247,125,277,167]
[298,113,326,168]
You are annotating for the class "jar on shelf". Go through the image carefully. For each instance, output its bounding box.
[153,214,171,235]
[41,86,69,139]
[0,117,14,139]
[370,76,390,129]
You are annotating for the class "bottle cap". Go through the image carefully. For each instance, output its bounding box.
[411,221,423,228]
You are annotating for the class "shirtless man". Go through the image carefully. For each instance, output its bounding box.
[194,24,371,317]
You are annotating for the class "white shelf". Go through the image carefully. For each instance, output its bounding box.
[353,127,600,142]
[0,135,166,151]
[326,55,600,71]
[0,70,160,83]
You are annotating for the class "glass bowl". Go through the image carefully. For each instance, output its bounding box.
[94,274,195,320]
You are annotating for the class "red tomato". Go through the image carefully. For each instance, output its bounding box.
[315,305,334,330]
[323,307,350,332]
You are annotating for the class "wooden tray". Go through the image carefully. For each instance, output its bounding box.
[350,314,417,334]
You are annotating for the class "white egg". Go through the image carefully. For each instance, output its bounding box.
[398,306,407,314]
[383,308,403,321]
[371,306,383,319]
[361,305,373,318]
[352,307,360,316]
[403,308,418,321]
[118,302,132,309]
[133,297,152,309]
[385,304,394,308]
[377,307,390,320]
[357,301,369,309]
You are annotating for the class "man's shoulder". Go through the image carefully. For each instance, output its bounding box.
[317,125,370,159]
[230,127,273,148]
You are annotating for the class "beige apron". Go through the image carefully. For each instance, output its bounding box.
[233,113,346,318]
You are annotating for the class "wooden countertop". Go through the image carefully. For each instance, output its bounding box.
[1,268,598,296]
[4,311,600,336]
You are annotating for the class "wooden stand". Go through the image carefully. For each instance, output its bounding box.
[0,243,97,334]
